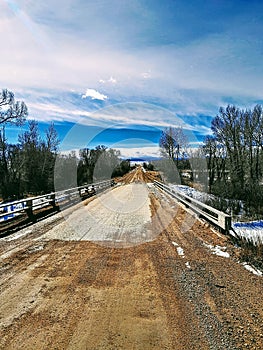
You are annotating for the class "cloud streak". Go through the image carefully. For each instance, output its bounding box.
[117,146,160,160]
[1,2,262,97]
[1,0,263,145]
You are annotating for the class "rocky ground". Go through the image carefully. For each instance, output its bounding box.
[0,169,262,349]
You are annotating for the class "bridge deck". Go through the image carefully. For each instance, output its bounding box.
[0,172,262,350]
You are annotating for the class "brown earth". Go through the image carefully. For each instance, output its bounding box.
[121,166,161,184]
[0,172,262,350]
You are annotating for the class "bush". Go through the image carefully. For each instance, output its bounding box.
[238,239,263,271]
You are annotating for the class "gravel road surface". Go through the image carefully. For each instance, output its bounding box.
[0,178,262,349]
[42,183,153,246]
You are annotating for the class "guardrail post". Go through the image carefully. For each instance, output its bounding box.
[225,216,232,234]
[218,213,232,233]
[26,199,36,222]
[50,194,59,211]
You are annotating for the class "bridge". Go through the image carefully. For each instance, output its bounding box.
[0,167,262,350]
[0,167,231,234]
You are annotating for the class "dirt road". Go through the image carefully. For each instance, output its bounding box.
[41,183,153,246]
[0,180,262,349]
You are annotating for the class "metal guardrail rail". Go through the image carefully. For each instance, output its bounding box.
[154,181,231,233]
[0,180,114,223]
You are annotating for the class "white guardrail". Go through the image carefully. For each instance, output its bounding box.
[0,180,114,224]
[154,181,231,233]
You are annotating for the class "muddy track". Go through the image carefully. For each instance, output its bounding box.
[0,182,262,350]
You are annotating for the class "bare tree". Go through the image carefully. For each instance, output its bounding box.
[77,146,121,184]
[0,89,28,199]
[0,89,28,125]
[211,105,246,190]
[202,136,227,193]
[39,123,60,192]
[247,105,263,181]
[206,104,263,216]
[159,126,188,165]
[45,123,60,153]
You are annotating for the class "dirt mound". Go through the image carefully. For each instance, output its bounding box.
[120,166,161,184]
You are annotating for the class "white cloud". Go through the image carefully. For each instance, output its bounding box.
[141,72,151,79]
[1,4,262,104]
[109,77,117,84]
[1,0,262,131]
[60,146,160,160]
[116,146,160,159]
[99,77,117,84]
[81,89,108,101]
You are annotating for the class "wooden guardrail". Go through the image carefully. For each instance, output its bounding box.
[154,181,231,233]
[0,179,114,224]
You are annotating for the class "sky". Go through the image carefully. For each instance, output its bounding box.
[1,0,263,159]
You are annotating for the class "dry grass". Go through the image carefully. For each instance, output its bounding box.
[234,238,263,271]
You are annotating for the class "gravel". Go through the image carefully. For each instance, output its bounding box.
[42,184,154,246]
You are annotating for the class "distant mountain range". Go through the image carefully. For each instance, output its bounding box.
[127,157,160,163]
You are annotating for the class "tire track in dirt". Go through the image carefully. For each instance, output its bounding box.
[149,189,263,350]
[0,182,262,349]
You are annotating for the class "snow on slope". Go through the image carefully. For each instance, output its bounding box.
[169,184,263,245]
[169,184,212,203]
[233,221,263,245]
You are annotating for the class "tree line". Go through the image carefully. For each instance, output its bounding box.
[0,119,59,200]
[55,146,131,191]
[158,105,263,218]
[202,104,263,217]
[0,89,131,202]
[158,126,191,183]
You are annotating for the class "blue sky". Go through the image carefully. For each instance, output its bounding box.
[1,0,263,159]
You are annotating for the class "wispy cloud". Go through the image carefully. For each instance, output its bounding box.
[1,0,263,143]
[1,2,262,99]
[99,77,117,84]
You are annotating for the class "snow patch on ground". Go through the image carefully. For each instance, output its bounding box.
[241,262,262,276]
[169,184,212,203]
[185,262,191,269]
[204,243,230,258]
[233,221,263,245]
[172,241,185,257]
[169,183,263,246]
[176,247,185,257]
[27,244,45,253]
